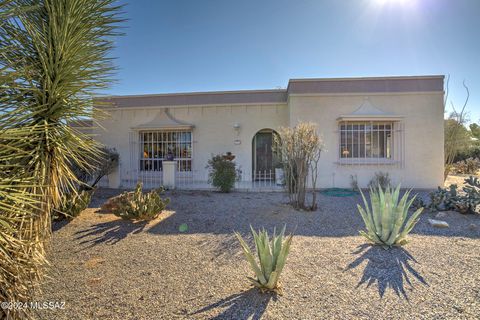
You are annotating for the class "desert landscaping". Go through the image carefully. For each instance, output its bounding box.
[36,181,479,319]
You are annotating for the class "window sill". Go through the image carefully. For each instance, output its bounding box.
[336,159,397,166]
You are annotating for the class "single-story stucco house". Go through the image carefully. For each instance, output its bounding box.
[91,75,444,190]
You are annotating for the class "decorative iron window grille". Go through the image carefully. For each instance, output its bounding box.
[339,121,393,160]
[139,130,192,172]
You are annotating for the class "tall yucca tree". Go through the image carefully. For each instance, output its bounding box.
[0,1,123,318]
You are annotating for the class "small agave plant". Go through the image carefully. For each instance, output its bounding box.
[235,226,293,293]
[358,184,423,248]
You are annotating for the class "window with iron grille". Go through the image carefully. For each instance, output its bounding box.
[139,130,192,172]
[339,121,393,160]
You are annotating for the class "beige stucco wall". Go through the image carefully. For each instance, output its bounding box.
[288,93,444,189]
[94,104,289,186]
[94,91,444,189]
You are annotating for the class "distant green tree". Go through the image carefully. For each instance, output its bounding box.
[445,118,472,156]
[469,123,480,140]
[444,78,470,179]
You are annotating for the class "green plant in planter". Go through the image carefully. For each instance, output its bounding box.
[235,226,293,293]
[111,182,169,220]
[206,154,239,192]
[357,185,423,248]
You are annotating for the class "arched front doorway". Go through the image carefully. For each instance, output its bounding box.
[252,129,280,181]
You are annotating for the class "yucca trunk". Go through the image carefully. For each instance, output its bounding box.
[0,1,123,318]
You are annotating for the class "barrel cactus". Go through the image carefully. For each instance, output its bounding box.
[357,185,423,247]
[235,226,293,293]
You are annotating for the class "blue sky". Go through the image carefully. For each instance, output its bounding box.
[110,0,480,123]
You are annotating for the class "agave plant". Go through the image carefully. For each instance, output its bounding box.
[235,226,293,293]
[0,1,123,318]
[357,185,423,247]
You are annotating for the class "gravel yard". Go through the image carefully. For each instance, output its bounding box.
[37,188,480,319]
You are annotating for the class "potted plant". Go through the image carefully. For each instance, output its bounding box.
[166,150,174,161]
[223,152,236,161]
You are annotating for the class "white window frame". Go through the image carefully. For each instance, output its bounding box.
[338,120,395,165]
[139,129,193,172]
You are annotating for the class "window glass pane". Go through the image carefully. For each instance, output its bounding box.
[378,131,385,158]
[339,121,393,160]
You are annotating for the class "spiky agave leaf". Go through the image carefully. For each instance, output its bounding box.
[357,192,382,243]
[236,226,293,291]
[235,231,267,285]
[385,188,410,245]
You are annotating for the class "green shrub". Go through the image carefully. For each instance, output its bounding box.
[367,171,391,190]
[235,226,293,293]
[53,190,93,220]
[110,182,169,220]
[357,185,423,247]
[350,174,359,191]
[206,154,239,192]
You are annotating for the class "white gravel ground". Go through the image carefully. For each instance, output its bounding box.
[36,188,480,319]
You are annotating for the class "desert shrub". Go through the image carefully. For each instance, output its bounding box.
[454,176,480,213]
[274,123,324,210]
[428,184,458,211]
[74,147,119,190]
[429,176,480,214]
[206,154,239,192]
[235,226,293,293]
[412,197,426,210]
[110,182,169,220]
[367,171,391,190]
[350,174,359,191]
[454,146,480,162]
[444,80,471,180]
[357,185,423,247]
[451,157,480,175]
[53,190,93,221]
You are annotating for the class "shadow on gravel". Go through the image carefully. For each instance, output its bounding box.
[190,288,275,320]
[345,244,428,299]
[85,188,479,239]
[74,220,148,249]
[52,220,70,232]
